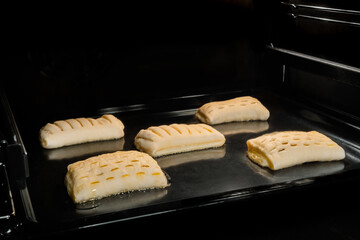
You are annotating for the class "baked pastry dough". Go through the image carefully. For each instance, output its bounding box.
[65,150,168,203]
[134,123,225,157]
[196,96,270,125]
[40,114,124,149]
[247,131,345,170]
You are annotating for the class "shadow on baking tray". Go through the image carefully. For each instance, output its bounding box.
[42,138,125,161]
[246,158,345,182]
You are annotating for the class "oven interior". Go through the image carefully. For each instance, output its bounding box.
[1,0,360,238]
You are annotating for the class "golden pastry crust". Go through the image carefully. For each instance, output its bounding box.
[134,123,225,157]
[247,131,345,170]
[65,150,168,203]
[196,96,270,125]
[40,114,124,149]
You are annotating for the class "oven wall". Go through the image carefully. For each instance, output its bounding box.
[1,0,271,124]
[3,0,358,124]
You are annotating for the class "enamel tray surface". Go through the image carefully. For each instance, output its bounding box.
[22,91,360,230]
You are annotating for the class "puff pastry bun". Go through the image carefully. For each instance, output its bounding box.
[134,123,225,157]
[196,96,270,125]
[65,150,168,203]
[40,114,124,149]
[247,131,345,170]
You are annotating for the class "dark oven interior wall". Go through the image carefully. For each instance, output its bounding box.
[1,0,271,125]
[282,58,360,119]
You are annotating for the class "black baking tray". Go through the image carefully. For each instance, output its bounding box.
[15,90,360,235]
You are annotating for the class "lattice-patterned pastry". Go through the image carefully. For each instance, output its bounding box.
[196,96,270,125]
[134,123,225,157]
[65,150,168,203]
[40,114,124,149]
[247,131,345,170]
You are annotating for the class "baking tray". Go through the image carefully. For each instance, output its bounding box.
[19,90,360,234]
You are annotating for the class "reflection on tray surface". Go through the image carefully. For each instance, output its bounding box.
[214,121,269,135]
[43,139,125,160]
[246,158,345,181]
[75,188,168,215]
[157,146,226,168]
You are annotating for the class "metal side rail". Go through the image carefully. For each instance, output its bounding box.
[0,88,36,238]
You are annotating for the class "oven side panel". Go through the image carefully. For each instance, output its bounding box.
[265,0,360,119]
